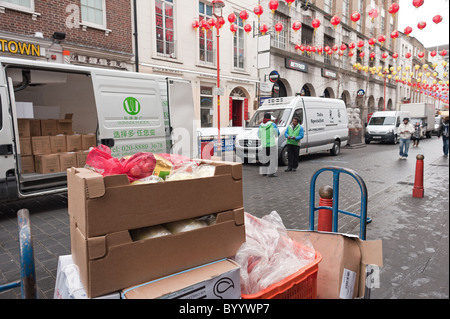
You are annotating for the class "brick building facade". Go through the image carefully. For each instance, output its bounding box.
[0,0,134,70]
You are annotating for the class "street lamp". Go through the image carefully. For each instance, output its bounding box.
[212,0,225,156]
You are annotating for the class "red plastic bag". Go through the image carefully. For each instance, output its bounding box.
[86,145,125,177]
[120,152,157,182]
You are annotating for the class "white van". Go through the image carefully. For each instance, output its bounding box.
[235,96,349,165]
[365,111,410,144]
[0,57,197,202]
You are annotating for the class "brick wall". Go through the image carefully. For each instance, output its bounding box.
[0,0,132,54]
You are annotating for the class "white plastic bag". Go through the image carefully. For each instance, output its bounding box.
[235,212,316,295]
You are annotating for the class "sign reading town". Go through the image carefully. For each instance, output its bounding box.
[0,38,41,57]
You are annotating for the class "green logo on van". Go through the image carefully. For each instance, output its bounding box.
[123,97,141,116]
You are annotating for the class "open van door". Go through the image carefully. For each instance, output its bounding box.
[91,71,167,159]
[0,77,18,201]
[167,78,198,159]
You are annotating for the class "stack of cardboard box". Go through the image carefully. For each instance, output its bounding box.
[18,116,96,174]
[67,161,246,298]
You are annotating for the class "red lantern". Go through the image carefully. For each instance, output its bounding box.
[433,15,443,24]
[295,44,301,51]
[404,26,413,36]
[317,47,323,55]
[331,15,341,29]
[269,0,279,14]
[300,45,306,52]
[201,19,210,31]
[324,46,331,53]
[368,38,376,46]
[292,21,302,32]
[240,10,249,23]
[393,53,399,59]
[390,31,399,40]
[228,13,236,24]
[413,0,424,8]
[254,5,264,18]
[350,12,361,23]
[244,24,252,35]
[312,19,321,30]
[430,51,437,57]
[217,17,225,29]
[441,50,448,57]
[275,23,284,34]
[368,8,378,23]
[388,3,400,17]
[370,52,376,60]
[332,45,339,52]
[378,35,386,44]
[348,42,356,50]
[382,53,388,59]
[230,24,238,34]
[286,0,295,7]
[357,40,365,49]
[418,52,425,59]
[348,51,355,57]
[260,24,269,35]
[405,52,412,59]
[417,21,427,30]
[360,52,365,59]
[207,18,216,28]
[340,44,347,51]
[192,20,200,30]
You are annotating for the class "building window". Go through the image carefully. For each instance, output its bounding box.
[342,0,349,24]
[80,0,107,28]
[156,0,175,58]
[200,86,214,128]
[272,13,288,50]
[324,0,332,14]
[357,0,363,32]
[324,34,334,65]
[0,0,32,11]
[199,2,214,64]
[233,14,245,69]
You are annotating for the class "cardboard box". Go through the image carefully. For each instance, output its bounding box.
[54,255,121,300]
[50,135,67,153]
[288,231,383,299]
[40,119,58,136]
[35,154,61,174]
[70,208,245,298]
[19,137,32,156]
[76,150,90,168]
[57,114,74,135]
[122,259,241,299]
[17,119,31,137]
[29,119,41,136]
[67,161,244,238]
[31,136,51,155]
[81,134,97,150]
[20,156,35,174]
[66,135,82,152]
[60,152,78,171]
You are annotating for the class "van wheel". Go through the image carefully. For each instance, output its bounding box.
[392,135,399,145]
[330,141,341,156]
[279,146,289,166]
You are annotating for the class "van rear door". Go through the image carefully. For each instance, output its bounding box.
[91,71,166,158]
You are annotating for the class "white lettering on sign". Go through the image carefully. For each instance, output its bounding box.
[290,61,306,70]
[340,268,357,299]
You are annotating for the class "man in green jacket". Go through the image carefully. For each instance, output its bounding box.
[284,117,304,172]
[258,113,280,177]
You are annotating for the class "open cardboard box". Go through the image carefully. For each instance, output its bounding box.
[122,259,241,299]
[288,230,383,299]
[70,208,245,298]
[67,160,244,238]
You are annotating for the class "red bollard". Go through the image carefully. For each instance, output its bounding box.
[413,154,425,198]
[318,186,334,232]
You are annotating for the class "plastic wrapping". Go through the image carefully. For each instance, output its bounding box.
[165,162,216,181]
[86,145,125,177]
[120,152,157,182]
[130,225,171,241]
[234,212,316,295]
[164,218,209,234]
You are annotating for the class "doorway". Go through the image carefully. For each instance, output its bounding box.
[232,99,243,127]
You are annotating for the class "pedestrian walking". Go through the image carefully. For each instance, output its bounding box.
[412,122,421,148]
[284,117,304,172]
[258,113,280,177]
[398,117,415,160]
[438,116,450,157]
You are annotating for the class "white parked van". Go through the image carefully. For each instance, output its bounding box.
[365,111,410,144]
[235,96,349,165]
[0,57,197,202]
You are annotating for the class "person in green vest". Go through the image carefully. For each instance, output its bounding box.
[284,117,304,172]
[258,113,280,177]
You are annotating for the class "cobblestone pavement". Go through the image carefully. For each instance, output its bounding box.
[0,137,448,299]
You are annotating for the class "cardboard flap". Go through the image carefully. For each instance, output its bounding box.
[82,175,106,199]
[88,237,107,260]
[357,240,384,267]
[103,174,131,188]
[214,163,242,180]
